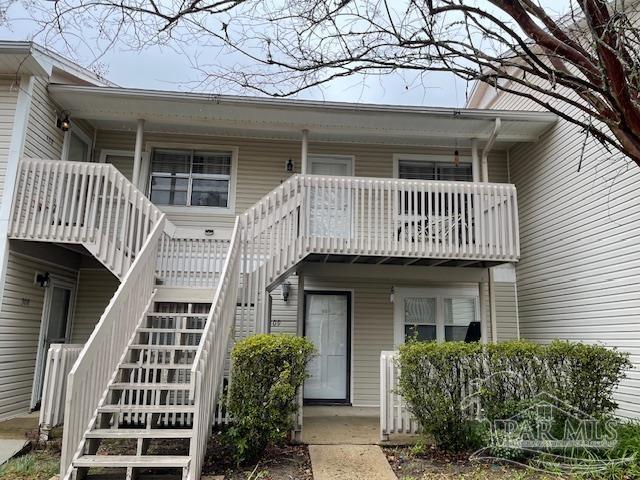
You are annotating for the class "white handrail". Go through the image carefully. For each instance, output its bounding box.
[156,235,231,288]
[188,217,241,479]
[9,158,164,278]
[59,215,166,479]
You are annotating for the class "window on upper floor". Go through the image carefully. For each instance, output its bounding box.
[395,156,474,216]
[149,148,233,208]
[397,158,473,182]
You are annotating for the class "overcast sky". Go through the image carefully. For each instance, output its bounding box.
[0,1,566,107]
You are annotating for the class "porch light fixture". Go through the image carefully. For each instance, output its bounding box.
[453,149,460,167]
[286,158,294,173]
[57,112,71,132]
[282,282,291,302]
[35,272,51,288]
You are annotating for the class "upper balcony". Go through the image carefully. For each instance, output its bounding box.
[298,174,518,266]
[241,173,518,278]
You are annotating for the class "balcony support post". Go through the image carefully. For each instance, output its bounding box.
[301,129,309,174]
[471,139,480,182]
[132,118,145,188]
[481,118,501,182]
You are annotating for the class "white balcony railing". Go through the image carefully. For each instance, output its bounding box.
[299,175,519,261]
[39,344,83,441]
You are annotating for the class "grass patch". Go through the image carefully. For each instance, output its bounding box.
[0,451,59,480]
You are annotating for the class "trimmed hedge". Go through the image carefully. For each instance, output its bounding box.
[227,334,314,463]
[398,340,631,452]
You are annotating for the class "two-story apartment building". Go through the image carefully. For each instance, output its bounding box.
[0,42,558,479]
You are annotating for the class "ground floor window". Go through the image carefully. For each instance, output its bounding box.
[393,286,481,345]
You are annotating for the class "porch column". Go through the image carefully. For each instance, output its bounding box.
[471,139,480,182]
[479,281,489,344]
[300,129,309,174]
[296,270,305,336]
[132,118,145,188]
[488,269,498,343]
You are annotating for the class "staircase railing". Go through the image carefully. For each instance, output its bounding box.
[189,217,241,480]
[9,158,164,278]
[59,215,166,480]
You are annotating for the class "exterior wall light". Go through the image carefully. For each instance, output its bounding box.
[57,112,71,132]
[286,159,294,173]
[282,281,291,302]
[35,272,51,288]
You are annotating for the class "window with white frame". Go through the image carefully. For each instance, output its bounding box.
[394,287,481,344]
[396,156,473,217]
[149,148,233,208]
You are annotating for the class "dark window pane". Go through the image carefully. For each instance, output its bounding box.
[150,176,188,205]
[191,179,229,207]
[437,164,473,182]
[152,149,190,174]
[192,151,232,175]
[398,160,435,180]
[405,324,437,342]
[445,326,471,342]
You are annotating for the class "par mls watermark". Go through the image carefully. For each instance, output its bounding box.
[463,372,632,473]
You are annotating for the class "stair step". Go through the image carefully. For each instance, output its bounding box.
[86,429,193,439]
[73,455,190,468]
[148,312,209,318]
[128,344,199,351]
[109,383,191,390]
[119,363,193,370]
[98,405,195,414]
[138,328,204,333]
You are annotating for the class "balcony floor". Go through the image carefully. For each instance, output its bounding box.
[304,253,509,268]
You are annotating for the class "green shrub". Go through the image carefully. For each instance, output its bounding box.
[227,334,314,463]
[398,341,484,451]
[397,340,630,453]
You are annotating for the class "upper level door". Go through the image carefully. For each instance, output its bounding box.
[308,155,353,238]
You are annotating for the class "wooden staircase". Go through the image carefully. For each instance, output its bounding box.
[71,302,209,479]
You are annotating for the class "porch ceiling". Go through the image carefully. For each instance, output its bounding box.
[48,84,557,149]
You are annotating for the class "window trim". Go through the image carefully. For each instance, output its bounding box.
[62,123,93,162]
[146,142,238,213]
[392,153,474,181]
[393,286,481,346]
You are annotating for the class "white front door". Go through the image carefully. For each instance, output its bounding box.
[308,155,353,238]
[32,279,75,408]
[304,292,350,403]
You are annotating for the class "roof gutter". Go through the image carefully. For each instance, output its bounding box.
[47,84,558,123]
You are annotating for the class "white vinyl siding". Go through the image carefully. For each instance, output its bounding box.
[71,269,120,343]
[480,76,640,418]
[0,251,77,420]
[94,130,511,230]
[494,282,519,341]
[22,77,65,160]
[0,76,19,207]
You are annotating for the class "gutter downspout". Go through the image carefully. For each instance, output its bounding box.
[482,118,501,344]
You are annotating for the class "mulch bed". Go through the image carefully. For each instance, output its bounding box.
[383,445,561,480]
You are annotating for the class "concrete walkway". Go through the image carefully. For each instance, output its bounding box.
[0,412,38,465]
[309,445,397,480]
